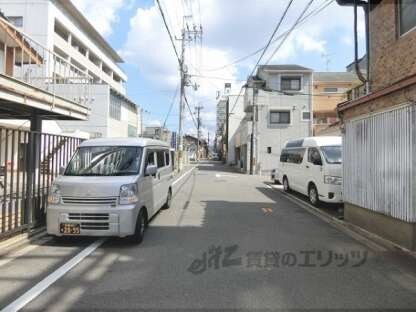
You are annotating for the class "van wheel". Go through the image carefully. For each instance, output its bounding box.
[162,189,172,210]
[309,184,320,207]
[283,177,290,192]
[130,209,146,244]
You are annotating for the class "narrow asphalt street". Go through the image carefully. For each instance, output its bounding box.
[1,161,416,311]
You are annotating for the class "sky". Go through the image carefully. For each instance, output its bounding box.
[72,0,365,140]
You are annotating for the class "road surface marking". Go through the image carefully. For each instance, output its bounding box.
[215,173,238,178]
[261,208,273,215]
[0,236,52,268]
[172,167,196,186]
[1,167,196,311]
[1,239,105,312]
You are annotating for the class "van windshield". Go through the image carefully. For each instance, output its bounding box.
[65,146,143,176]
[321,146,342,164]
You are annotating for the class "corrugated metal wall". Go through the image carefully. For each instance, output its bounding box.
[343,105,415,222]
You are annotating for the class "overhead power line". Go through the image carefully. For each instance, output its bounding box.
[163,84,179,128]
[205,0,334,72]
[248,0,294,79]
[184,94,199,129]
[265,0,315,64]
[229,0,295,115]
[156,0,181,65]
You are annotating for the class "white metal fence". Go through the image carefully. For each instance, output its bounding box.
[343,104,415,222]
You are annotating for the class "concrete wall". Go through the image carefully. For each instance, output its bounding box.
[56,84,109,138]
[226,95,245,166]
[345,202,416,251]
[256,91,311,174]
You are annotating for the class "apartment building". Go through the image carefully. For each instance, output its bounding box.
[312,72,358,135]
[230,65,312,175]
[0,14,89,237]
[0,0,140,138]
[215,87,246,168]
[142,126,172,143]
[337,0,416,250]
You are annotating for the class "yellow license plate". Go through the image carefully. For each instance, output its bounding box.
[60,223,80,235]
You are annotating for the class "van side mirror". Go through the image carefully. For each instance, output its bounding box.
[145,165,157,176]
[59,166,66,175]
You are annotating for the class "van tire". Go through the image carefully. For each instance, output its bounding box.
[283,177,290,192]
[162,188,172,210]
[130,209,146,244]
[308,184,320,207]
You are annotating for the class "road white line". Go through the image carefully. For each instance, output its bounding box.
[172,167,196,186]
[1,239,105,312]
[1,167,195,311]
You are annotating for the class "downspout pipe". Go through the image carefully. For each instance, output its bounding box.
[354,0,368,86]
[337,0,369,91]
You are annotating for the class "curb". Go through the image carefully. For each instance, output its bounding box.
[267,182,416,258]
[0,227,48,255]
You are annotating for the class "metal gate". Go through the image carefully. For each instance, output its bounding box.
[343,104,416,222]
[0,127,82,239]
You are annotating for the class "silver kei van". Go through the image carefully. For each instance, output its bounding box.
[46,138,173,244]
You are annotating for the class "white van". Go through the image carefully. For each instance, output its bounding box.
[277,136,342,206]
[46,138,173,243]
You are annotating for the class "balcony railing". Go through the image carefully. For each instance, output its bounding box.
[0,17,93,108]
[346,84,367,101]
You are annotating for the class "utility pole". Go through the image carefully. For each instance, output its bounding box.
[249,87,257,175]
[195,105,203,162]
[176,17,203,171]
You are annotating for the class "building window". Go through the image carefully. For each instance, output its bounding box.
[7,16,23,27]
[128,125,137,137]
[302,111,311,121]
[270,110,291,125]
[323,87,338,93]
[110,93,122,120]
[281,76,301,91]
[399,0,416,35]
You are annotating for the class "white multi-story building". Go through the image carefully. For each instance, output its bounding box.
[231,65,313,174]
[0,0,140,138]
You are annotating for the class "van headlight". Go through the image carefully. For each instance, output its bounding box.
[48,184,61,204]
[324,176,342,185]
[119,183,138,205]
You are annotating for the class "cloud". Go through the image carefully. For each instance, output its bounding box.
[72,0,127,37]
[121,0,365,137]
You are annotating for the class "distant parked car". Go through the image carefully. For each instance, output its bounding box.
[277,136,342,206]
[271,169,280,184]
[211,153,220,161]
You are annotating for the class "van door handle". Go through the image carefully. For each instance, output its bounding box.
[305,165,309,169]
